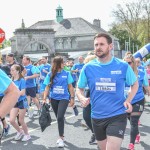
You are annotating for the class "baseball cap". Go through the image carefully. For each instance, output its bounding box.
[7,53,14,57]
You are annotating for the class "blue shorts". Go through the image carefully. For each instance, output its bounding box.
[26,87,36,98]
[14,98,28,109]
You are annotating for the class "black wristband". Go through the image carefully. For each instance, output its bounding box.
[71,97,74,99]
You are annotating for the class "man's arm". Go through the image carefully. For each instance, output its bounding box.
[76,87,90,107]
[0,82,20,118]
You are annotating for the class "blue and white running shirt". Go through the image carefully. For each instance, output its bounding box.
[44,70,73,100]
[77,57,137,119]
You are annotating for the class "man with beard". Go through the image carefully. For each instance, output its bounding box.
[76,33,139,150]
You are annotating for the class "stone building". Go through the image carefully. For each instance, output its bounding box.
[10,5,120,61]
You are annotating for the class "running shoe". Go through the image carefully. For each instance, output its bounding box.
[89,133,96,145]
[57,138,65,148]
[128,143,134,150]
[135,134,140,144]
[14,131,24,141]
[3,124,10,136]
[22,134,31,142]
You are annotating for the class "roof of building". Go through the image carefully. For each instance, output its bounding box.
[28,17,118,40]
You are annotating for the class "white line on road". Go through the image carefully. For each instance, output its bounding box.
[2,112,83,142]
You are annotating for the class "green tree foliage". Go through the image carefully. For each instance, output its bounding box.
[109,0,150,52]
[0,39,11,49]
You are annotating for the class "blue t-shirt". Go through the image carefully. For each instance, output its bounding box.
[44,70,73,100]
[71,63,84,79]
[0,69,12,94]
[77,57,137,119]
[13,78,26,102]
[24,64,40,88]
[126,69,148,104]
[40,63,51,81]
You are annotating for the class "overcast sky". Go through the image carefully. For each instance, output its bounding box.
[0,0,130,39]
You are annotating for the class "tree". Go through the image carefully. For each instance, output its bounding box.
[109,24,141,53]
[111,0,150,45]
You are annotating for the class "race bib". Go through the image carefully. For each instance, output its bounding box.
[53,86,64,94]
[95,78,116,93]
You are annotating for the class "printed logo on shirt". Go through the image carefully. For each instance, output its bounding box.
[111,70,122,74]
[53,86,64,94]
[62,76,67,78]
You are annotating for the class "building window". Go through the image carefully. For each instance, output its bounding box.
[25,42,47,52]
[71,38,77,49]
[55,39,63,49]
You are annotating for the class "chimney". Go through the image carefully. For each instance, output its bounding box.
[93,19,101,28]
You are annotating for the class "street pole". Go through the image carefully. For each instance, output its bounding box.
[133,43,134,54]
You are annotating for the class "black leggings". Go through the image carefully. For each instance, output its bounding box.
[51,99,69,136]
[83,104,93,133]
[83,89,93,133]
[128,99,144,144]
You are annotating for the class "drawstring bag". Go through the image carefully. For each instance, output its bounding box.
[39,103,51,132]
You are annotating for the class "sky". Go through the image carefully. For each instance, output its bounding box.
[0,0,128,39]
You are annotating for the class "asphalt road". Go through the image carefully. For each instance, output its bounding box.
[1,97,150,150]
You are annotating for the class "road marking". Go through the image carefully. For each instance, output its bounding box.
[2,112,83,142]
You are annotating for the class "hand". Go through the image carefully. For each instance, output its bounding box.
[69,99,74,107]
[81,97,90,107]
[75,69,78,72]
[124,101,132,113]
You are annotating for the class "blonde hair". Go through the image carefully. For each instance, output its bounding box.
[84,55,96,64]
[123,54,138,76]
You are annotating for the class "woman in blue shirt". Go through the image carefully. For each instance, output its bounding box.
[124,54,150,150]
[43,56,74,148]
[9,64,31,142]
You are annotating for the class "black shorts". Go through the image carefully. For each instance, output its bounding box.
[26,87,36,98]
[130,99,145,115]
[14,98,28,109]
[92,114,127,141]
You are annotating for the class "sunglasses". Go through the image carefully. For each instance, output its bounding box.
[128,62,132,65]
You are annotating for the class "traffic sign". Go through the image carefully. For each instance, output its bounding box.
[0,28,5,44]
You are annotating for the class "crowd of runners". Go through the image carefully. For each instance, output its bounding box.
[0,33,150,150]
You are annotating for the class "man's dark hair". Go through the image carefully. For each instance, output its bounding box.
[94,33,112,44]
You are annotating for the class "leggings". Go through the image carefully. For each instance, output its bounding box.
[51,99,69,136]
[83,104,93,133]
[128,99,144,144]
[83,89,93,133]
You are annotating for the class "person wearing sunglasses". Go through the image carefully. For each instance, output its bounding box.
[124,54,150,150]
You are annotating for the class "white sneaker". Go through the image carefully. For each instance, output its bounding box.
[22,135,31,142]
[57,138,65,148]
[14,131,24,141]
[28,106,34,118]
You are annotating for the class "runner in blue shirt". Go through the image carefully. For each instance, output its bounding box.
[76,33,139,150]
[71,56,84,81]
[9,64,31,142]
[22,56,41,116]
[39,56,51,94]
[43,56,74,148]
[0,69,19,118]
[124,54,150,150]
